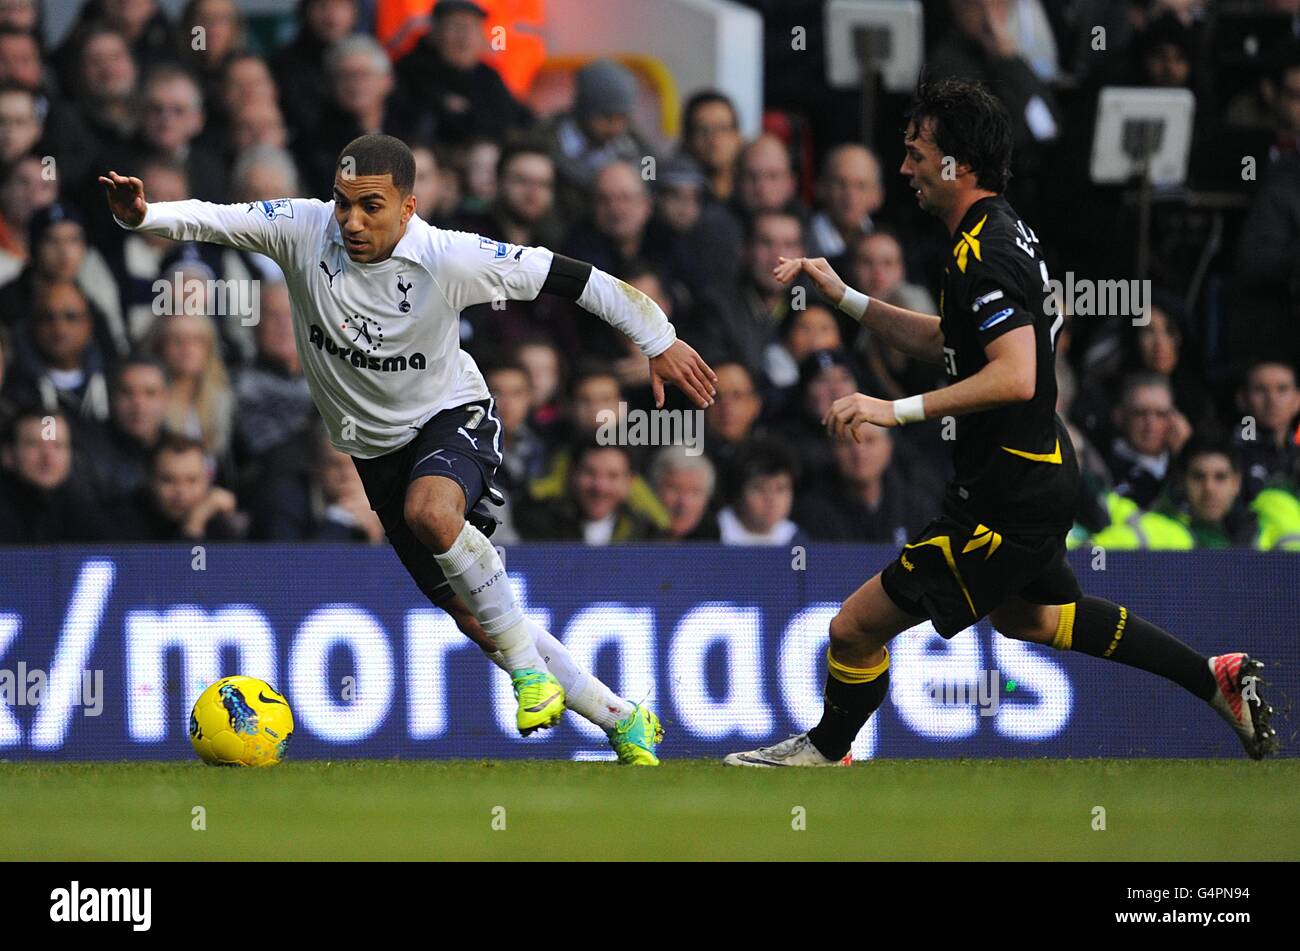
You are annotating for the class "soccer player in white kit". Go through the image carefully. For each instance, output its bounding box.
[100,134,717,765]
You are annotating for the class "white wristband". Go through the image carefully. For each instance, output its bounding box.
[892,395,926,425]
[839,286,870,320]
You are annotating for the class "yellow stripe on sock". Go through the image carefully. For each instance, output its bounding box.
[827,647,890,684]
[1051,602,1076,651]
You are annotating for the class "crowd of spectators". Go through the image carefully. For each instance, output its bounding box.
[1,0,1298,550]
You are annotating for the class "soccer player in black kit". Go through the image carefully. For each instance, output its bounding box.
[725,79,1277,766]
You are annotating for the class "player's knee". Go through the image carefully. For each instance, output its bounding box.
[404,491,463,551]
[828,610,867,650]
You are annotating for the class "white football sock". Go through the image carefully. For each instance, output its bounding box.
[434,522,547,674]
[482,621,636,731]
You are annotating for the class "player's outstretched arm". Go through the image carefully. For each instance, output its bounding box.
[99,169,302,258]
[823,326,1036,439]
[774,256,945,364]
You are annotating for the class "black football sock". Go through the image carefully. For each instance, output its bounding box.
[807,648,890,760]
[1050,596,1217,701]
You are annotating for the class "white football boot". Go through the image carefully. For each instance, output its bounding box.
[1208,652,1277,760]
[723,732,853,767]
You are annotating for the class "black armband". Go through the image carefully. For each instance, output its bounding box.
[540,253,593,301]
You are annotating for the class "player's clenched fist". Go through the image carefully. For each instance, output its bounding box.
[98,170,148,227]
[823,392,898,440]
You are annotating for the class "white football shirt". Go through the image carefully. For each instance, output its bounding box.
[117,198,677,457]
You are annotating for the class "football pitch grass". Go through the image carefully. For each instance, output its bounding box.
[3,759,1297,861]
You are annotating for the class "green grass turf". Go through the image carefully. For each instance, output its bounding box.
[2,759,1296,860]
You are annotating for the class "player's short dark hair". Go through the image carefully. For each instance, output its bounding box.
[337,134,416,196]
[724,438,799,503]
[906,78,1013,194]
[682,90,738,138]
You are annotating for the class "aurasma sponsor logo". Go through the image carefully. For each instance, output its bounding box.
[50,881,151,931]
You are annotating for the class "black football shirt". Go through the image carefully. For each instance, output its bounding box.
[936,194,1079,534]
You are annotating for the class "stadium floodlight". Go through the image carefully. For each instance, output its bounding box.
[1089,87,1195,279]
[825,0,924,147]
[1089,87,1195,188]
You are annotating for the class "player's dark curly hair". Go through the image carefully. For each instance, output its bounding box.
[905,78,1013,194]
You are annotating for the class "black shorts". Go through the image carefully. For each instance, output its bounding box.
[351,398,505,606]
[879,511,1081,639]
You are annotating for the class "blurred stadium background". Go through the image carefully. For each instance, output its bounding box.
[0,0,1298,765]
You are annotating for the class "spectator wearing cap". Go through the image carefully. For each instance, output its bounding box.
[794,421,938,546]
[681,90,744,205]
[805,144,884,263]
[2,280,112,431]
[270,0,358,140]
[542,58,655,224]
[395,0,530,147]
[1234,359,1300,500]
[0,408,113,543]
[652,153,742,294]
